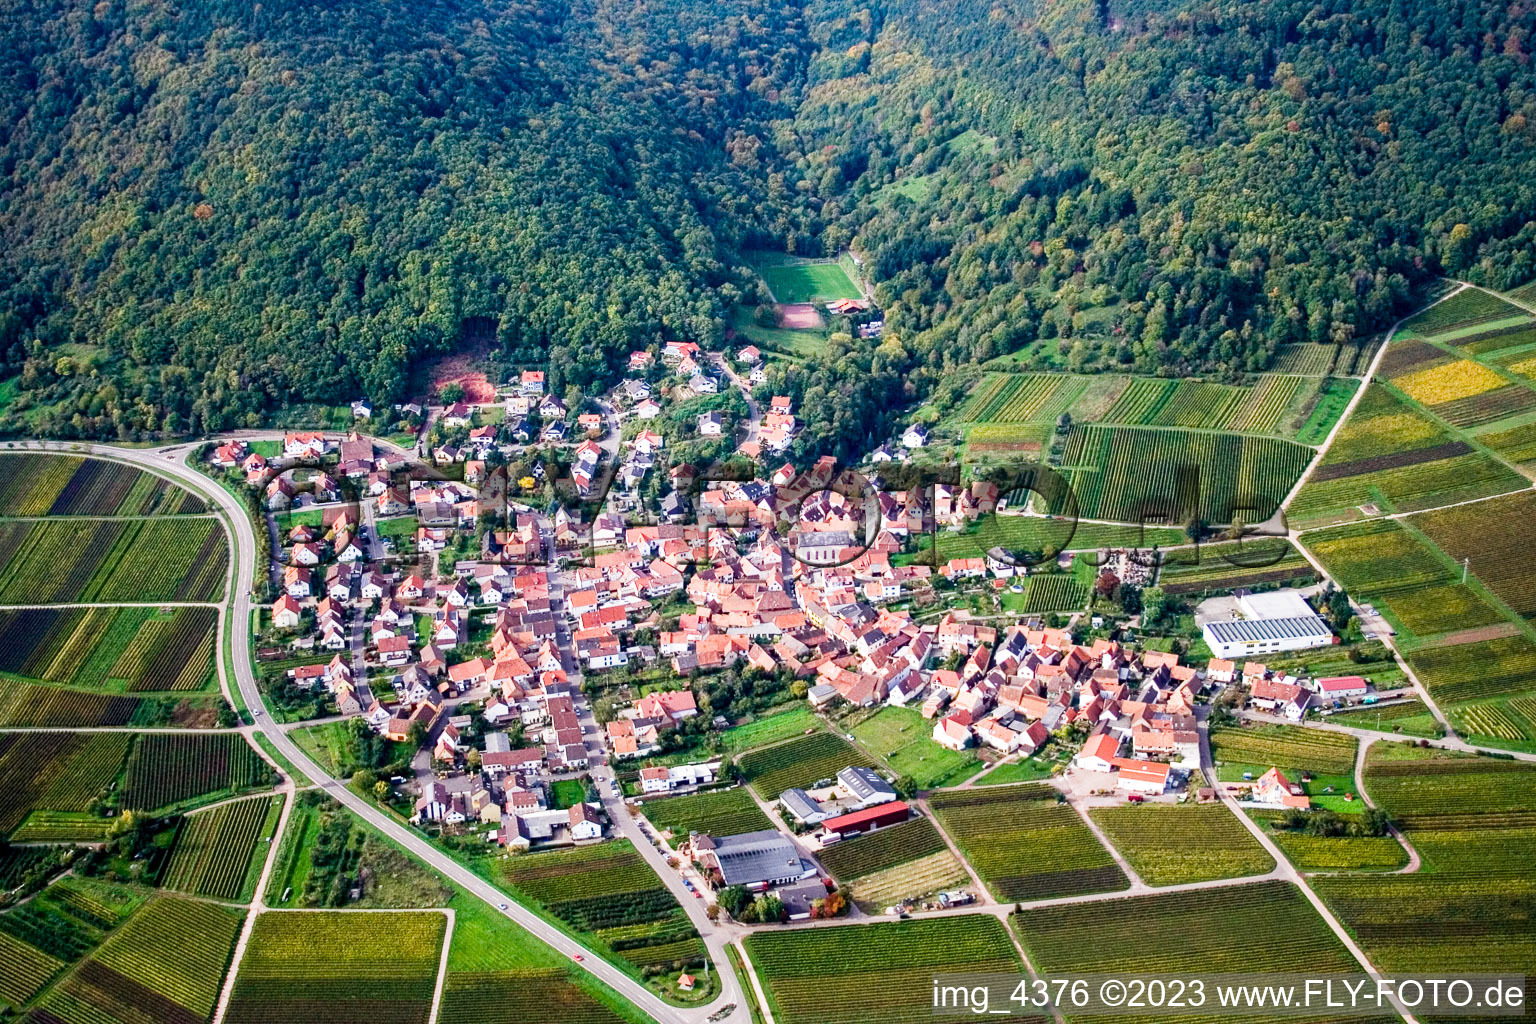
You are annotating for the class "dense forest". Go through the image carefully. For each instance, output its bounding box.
[4,0,1536,449]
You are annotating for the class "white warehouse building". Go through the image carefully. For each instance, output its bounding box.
[1200,590,1334,661]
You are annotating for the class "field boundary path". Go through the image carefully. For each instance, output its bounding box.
[9,438,728,1024]
[212,780,294,1024]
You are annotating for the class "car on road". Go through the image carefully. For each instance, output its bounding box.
[499,903,508,910]
[572,954,583,962]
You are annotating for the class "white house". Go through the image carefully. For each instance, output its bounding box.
[901,423,929,448]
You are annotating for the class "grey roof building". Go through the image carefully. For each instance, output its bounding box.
[778,788,829,824]
[695,829,814,888]
[837,766,897,808]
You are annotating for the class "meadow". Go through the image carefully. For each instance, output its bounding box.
[849,705,980,788]
[1087,803,1274,885]
[744,914,1029,1024]
[1155,538,1315,596]
[928,785,1127,901]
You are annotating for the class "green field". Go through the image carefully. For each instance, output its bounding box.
[163,794,281,900]
[931,516,1186,563]
[226,909,445,1024]
[744,914,1030,1024]
[718,706,824,753]
[0,606,215,693]
[1155,539,1316,596]
[439,891,650,1024]
[120,733,267,812]
[489,839,707,972]
[737,732,875,798]
[929,785,1127,901]
[1312,745,1536,986]
[1208,723,1358,778]
[1088,803,1274,885]
[642,787,771,837]
[1056,425,1312,525]
[0,517,227,604]
[0,731,133,837]
[1013,880,1394,1024]
[849,706,980,788]
[1250,809,1408,871]
[0,454,205,516]
[752,255,863,304]
[0,876,145,1011]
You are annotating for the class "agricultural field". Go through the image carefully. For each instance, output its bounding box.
[1477,420,1536,468]
[1056,425,1311,524]
[931,515,1185,563]
[31,896,243,1024]
[0,606,219,694]
[1448,699,1536,750]
[1392,358,1510,406]
[1208,723,1357,778]
[1015,573,1089,612]
[162,794,282,900]
[816,816,969,911]
[1013,880,1393,1024]
[226,909,445,1024]
[1406,633,1536,706]
[1409,490,1536,621]
[120,733,266,811]
[1289,383,1527,524]
[1293,377,1361,444]
[0,732,132,837]
[744,914,1030,1024]
[641,787,771,837]
[0,877,145,1011]
[0,676,216,728]
[0,517,226,604]
[1251,810,1409,872]
[1088,803,1274,885]
[849,705,980,788]
[439,894,648,1024]
[1155,538,1316,596]
[1312,746,1536,983]
[751,254,862,304]
[738,732,875,798]
[1399,287,1527,337]
[0,454,205,516]
[961,373,1087,423]
[928,785,1127,900]
[491,839,706,972]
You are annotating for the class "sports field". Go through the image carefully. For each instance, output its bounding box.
[753,257,863,304]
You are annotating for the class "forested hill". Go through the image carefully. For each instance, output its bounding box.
[753,0,1536,458]
[0,0,810,435]
[6,0,1536,445]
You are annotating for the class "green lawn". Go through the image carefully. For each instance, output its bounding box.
[550,779,587,809]
[375,514,418,538]
[753,258,863,304]
[720,706,824,754]
[850,706,982,789]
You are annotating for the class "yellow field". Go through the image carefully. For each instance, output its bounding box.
[1504,355,1536,379]
[1395,359,1509,405]
[1334,411,1443,454]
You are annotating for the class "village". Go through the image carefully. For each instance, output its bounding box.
[196,335,1409,943]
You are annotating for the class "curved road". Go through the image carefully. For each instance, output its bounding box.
[11,439,737,1024]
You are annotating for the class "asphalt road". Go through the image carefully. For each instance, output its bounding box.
[14,439,730,1024]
